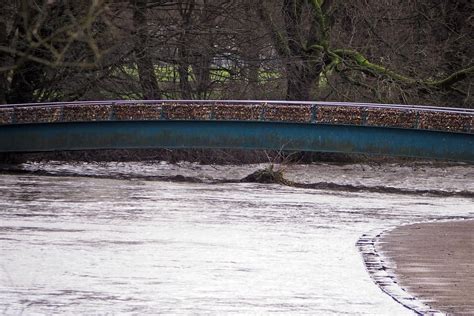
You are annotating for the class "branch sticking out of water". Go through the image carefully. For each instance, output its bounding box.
[240,165,293,186]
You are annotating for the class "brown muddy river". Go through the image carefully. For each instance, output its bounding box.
[0,161,473,314]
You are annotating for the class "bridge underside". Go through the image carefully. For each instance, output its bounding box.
[0,121,472,161]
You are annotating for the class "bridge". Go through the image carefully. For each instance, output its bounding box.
[0,100,473,161]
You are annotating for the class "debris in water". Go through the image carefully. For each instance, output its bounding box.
[241,165,293,186]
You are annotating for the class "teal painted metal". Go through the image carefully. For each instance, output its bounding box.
[0,121,472,161]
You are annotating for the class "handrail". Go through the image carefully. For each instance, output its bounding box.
[1,100,473,115]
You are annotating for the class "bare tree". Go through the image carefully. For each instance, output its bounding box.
[257,0,473,103]
[1,0,471,106]
[131,0,162,99]
[0,0,116,103]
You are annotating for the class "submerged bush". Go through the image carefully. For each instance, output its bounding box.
[241,165,292,186]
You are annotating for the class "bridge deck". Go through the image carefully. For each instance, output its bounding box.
[0,101,473,161]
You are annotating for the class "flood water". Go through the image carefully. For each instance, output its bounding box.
[0,161,473,315]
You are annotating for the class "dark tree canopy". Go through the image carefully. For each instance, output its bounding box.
[0,0,472,107]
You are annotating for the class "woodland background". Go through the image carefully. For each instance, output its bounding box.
[1,0,472,107]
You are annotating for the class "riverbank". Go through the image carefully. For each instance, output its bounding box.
[379,220,474,315]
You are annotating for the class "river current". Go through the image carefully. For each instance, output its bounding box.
[0,161,473,315]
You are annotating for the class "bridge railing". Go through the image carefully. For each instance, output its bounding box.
[2,99,474,113]
[0,100,472,134]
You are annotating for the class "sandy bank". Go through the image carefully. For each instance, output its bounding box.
[379,220,474,315]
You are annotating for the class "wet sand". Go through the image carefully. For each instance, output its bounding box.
[379,220,474,315]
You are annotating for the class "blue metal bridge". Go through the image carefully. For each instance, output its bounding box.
[0,100,473,161]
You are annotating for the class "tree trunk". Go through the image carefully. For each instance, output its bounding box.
[242,38,260,99]
[0,21,8,104]
[176,0,195,99]
[285,55,324,101]
[286,64,315,101]
[132,0,161,100]
[193,53,212,99]
[7,7,48,104]
[177,44,193,99]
